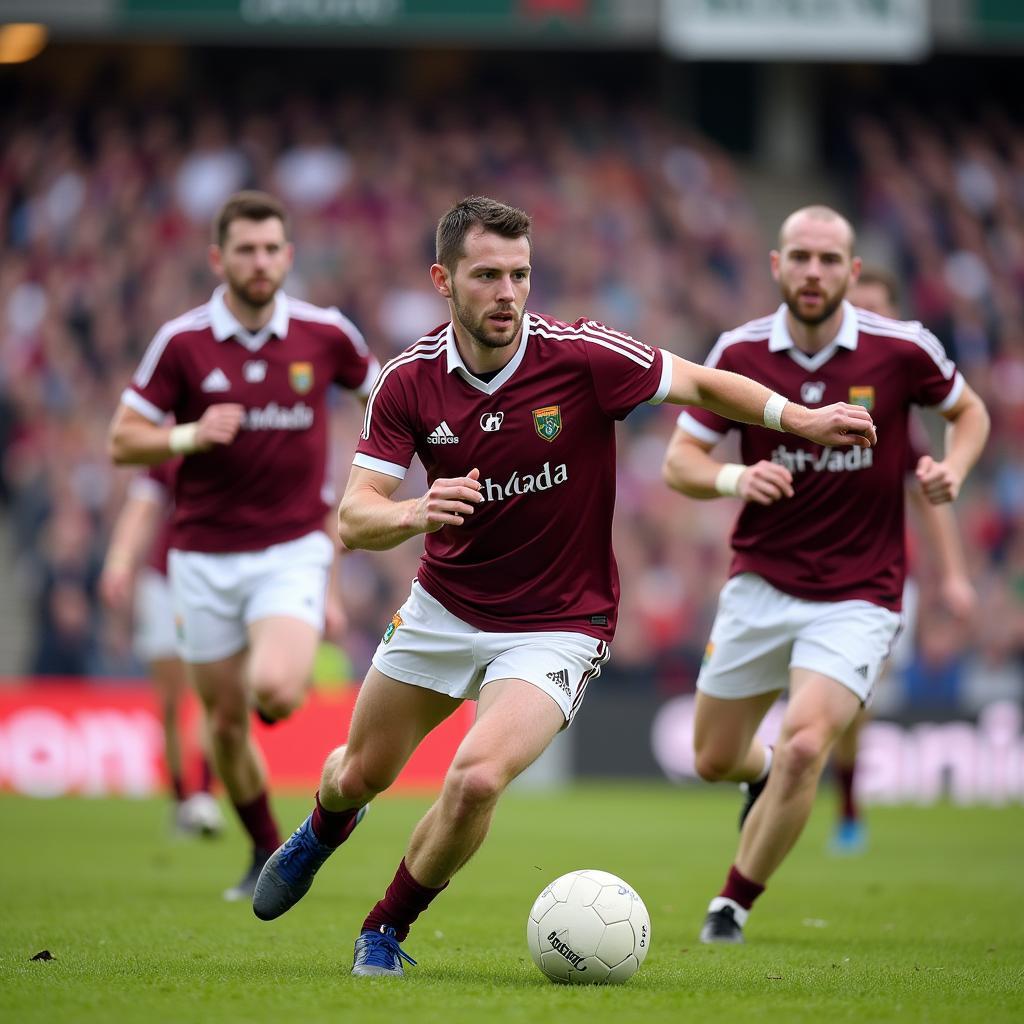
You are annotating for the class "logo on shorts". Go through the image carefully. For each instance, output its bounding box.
[849,386,874,411]
[289,362,314,395]
[702,641,715,666]
[382,611,403,645]
[854,664,869,679]
[546,669,572,697]
[532,405,562,442]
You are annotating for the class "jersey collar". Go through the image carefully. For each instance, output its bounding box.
[768,300,859,371]
[444,311,531,395]
[210,285,290,352]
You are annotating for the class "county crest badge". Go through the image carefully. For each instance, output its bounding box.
[532,404,562,442]
[848,386,874,411]
[289,361,314,395]
[382,611,403,645]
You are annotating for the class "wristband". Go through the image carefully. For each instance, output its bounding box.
[168,423,200,455]
[763,392,788,432]
[714,463,745,497]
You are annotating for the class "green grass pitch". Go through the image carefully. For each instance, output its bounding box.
[1,784,1021,1024]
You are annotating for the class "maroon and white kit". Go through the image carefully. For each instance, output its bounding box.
[355,311,673,642]
[678,301,962,612]
[123,286,379,554]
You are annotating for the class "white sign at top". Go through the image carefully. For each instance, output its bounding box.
[661,0,930,62]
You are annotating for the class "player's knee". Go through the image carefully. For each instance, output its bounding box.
[250,670,303,721]
[447,762,505,817]
[333,753,391,803]
[694,747,738,782]
[778,729,828,780]
[208,708,248,751]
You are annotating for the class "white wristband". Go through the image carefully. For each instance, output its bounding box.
[168,423,200,455]
[714,463,746,497]
[763,392,788,432]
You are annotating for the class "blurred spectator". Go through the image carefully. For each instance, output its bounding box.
[0,67,1018,720]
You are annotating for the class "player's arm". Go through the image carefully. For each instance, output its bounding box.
[665,354,876,448]
[915,383,990,504]
[338,465,483,552]
[107,403,246,465]
[99,486,164,613]
[662,427,794,504]
[905,485,977,620]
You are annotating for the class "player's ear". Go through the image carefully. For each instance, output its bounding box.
[208,244,223,277]
[849,256,862,284]
[769,249,781,280]
[430,263,452,298]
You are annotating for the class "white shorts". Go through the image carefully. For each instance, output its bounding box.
[133,568,178,664]
[372,580,610,726]
[696,573,903,704]
[168,530,334,664]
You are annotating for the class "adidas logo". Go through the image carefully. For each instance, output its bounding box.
[546,669,571,697]
[200,368,231,393]
[426,421,459,445]
[855,664,869,679]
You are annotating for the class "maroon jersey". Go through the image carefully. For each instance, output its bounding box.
[123,287,379,553]
[679,302,962,611]
[354,312,672,640]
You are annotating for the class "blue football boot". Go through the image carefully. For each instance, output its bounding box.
[351,925,417,977]
[251,806,366,920]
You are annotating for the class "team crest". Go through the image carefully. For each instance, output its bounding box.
[532,405,562,442]
[848,386,875,411]
[289,361,314,394]
[382,611,403,645]
[702,641,715,667]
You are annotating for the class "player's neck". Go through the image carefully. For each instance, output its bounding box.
[785,308,843,355]
[224,289,276,334]
[451,322,524,377]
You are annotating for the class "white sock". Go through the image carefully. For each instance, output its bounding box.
[754,745,773,783]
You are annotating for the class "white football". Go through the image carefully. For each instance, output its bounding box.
[526,869,651,984]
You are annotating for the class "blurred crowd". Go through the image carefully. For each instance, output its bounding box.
[1,85,1021,715]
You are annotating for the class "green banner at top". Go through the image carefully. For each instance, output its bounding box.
[112,0,651,39]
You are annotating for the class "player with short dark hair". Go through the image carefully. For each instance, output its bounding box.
[662,206,989,943]
[107,190,379,900]
[251,196,878,976]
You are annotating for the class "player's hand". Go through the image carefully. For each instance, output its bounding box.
[738,461,794,505]
[195,403,245,450]
[916,455,962,504]
[939,574,977,621]
[99,563,133,612]
[790,402,876,448]
[414,467,483,533]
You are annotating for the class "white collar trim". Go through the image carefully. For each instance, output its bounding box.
[768,300,859,371]
[209,285,289,352]
[445,312,531,395]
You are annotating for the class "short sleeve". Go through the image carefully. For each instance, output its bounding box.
[352,364,417,480]
[906,325,962,411]
[328,309,380,397]
[579,320,668,419]
[122,329,186,423]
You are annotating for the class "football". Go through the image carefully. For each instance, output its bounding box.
[526,869,651,984]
